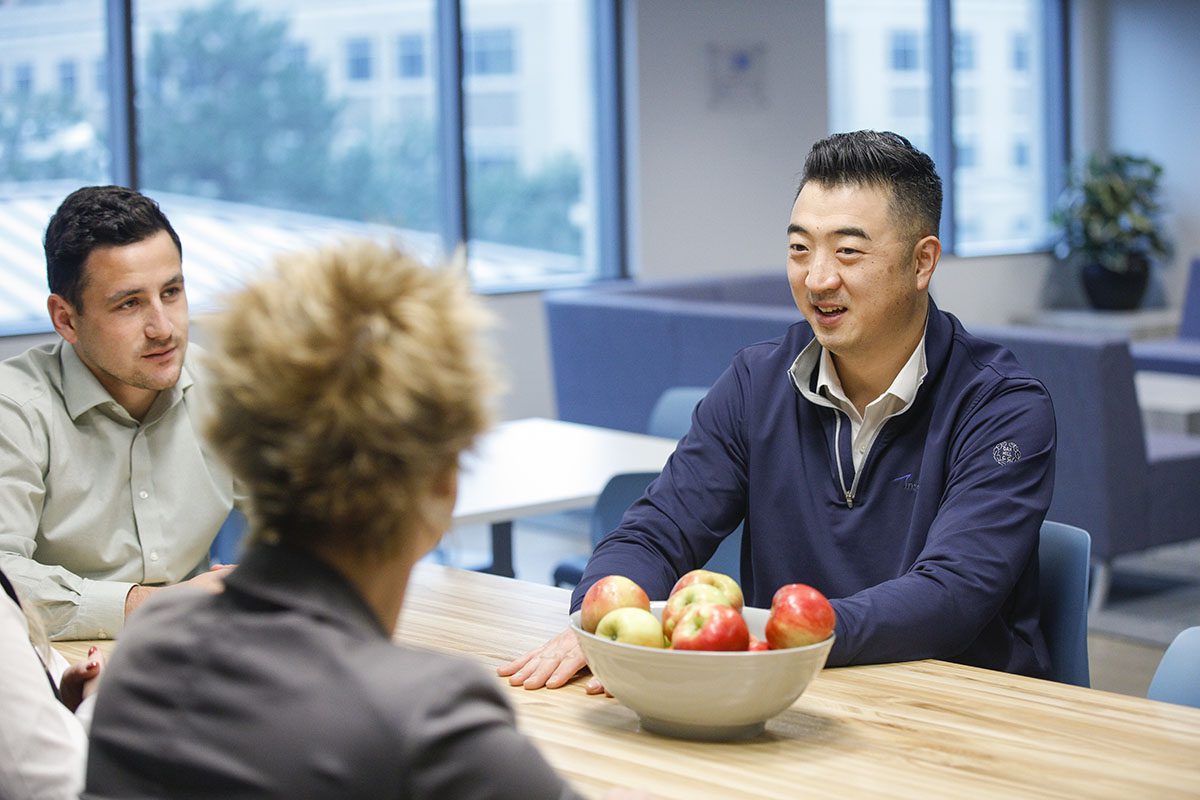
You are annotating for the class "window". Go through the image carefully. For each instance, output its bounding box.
[465,28,515,76]
[0,0,618,334]
[397,33,425,78]
[955,139,977,169]
[58,60,77,97]
[828,0,1063,255]
[952,31,974,71]
[1014,139,1030,168]
[890,30,921,71]
[15,62,34,95]
[345,37,374,81]
[1012,32,1030,72]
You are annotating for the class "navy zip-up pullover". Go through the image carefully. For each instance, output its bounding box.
[572,302,1055,677]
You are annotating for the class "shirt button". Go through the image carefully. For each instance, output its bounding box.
[150,551,159,562]
[139,491,149,499]
[97,631,108,640]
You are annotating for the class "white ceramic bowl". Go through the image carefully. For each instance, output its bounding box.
[570,601,833,741]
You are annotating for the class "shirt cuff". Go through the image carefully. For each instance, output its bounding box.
[58,579,135,641]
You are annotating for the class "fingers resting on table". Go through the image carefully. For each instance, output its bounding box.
[496,626,605,693]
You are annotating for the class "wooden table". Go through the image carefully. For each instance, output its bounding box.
[452,417,678,576]
[59,565,1200,799]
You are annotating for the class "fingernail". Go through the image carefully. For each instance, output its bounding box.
[88,646,98,655]
[586,678,601,691]
[87,661,98,669]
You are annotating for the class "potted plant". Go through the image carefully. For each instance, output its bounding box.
[1051,153,1171,311]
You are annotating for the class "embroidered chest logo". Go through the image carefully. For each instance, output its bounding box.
[992,441,1022,465]
[892,472,920,492]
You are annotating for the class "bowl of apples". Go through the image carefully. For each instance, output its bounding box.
[569,570,835,741]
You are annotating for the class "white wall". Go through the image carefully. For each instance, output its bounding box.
[1105,0,1200,302]
[626,0,829,281]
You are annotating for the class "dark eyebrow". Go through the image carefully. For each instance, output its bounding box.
[787,223,871,240]
[104,273,185,306]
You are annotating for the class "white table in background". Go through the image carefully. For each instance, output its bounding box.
[452,417,679,577]
[1135,370,1200,435]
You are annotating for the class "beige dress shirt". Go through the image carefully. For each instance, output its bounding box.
[789,332,929,471]
[0,341,235,640]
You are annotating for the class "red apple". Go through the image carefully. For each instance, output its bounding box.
[669,603,750,651]
[669,568,744,611]
[661,583,733,641]
[764,583,836,649]
[747,634,769,652]
[593,607,665,648]
[581,575,651,633]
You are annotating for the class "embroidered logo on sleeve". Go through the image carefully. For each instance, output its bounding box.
[992,441,1022,465]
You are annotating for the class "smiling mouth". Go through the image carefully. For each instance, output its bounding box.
[813,305,847,317]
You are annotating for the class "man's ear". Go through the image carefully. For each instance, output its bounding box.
[913,235,941,292]
[47,294,80,344]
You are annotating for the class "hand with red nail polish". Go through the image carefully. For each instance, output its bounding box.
[58,649,107,712]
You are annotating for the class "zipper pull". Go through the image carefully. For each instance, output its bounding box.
[845,489,854,509]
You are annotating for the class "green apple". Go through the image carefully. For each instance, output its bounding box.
[594,606,666,648]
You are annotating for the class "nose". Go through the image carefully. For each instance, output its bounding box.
[804,252,841,293]
[144,299,174,341]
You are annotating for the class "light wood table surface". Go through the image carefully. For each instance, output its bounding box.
[58,564,1200,799]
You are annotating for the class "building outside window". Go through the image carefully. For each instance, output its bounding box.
[828,0,1059,254]
[952,31,975,71]
[345,36,374,81]
[15,62,34,95]
[890,29,921,71]
[58,60,77,98]
[465,28,515,76]
[396,33,425,78]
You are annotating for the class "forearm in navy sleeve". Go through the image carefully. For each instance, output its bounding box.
[826,382,1056,666]
[569,362,753,612]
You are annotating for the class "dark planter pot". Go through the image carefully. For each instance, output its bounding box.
[1081,261,1150,311]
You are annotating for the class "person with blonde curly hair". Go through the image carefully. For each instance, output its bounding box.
[83,240,599,798]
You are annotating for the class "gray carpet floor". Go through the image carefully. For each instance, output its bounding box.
[1088,539,1200,647]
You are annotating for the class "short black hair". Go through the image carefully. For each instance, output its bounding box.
[798,130,943,242]
[44,185,182,311]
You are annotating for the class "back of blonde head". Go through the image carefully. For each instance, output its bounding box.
[205,239,495,556]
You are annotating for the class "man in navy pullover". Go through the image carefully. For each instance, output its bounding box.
[500,131,1055,690]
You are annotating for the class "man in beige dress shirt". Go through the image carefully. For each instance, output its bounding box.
[0,186,236,640]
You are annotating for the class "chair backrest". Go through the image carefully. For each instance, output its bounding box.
[647,386,708,440]
[1038,520,1092,687]
[209,508,248,565]
[1179,258,1200,340]
[590,472,660,547]
[1147,626,1200,707]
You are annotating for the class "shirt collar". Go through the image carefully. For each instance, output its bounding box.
[224,542,390,640]
[60,340,194,422]
[789,328,929,409]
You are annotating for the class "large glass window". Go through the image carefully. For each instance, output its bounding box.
[827,0,1060,255]
[462,0,598,290]
[0,0,616,334]
[0,0,110,335]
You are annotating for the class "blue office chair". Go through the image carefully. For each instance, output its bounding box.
[209,508,248,565]
[551,471,660,588]
[1147,626,1200,707]
[647,387,745,583]
[1038,520,1092,687]
[647,386,709,441]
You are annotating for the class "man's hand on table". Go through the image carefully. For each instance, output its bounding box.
[124,563,236,618]
[497,626,607,693]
